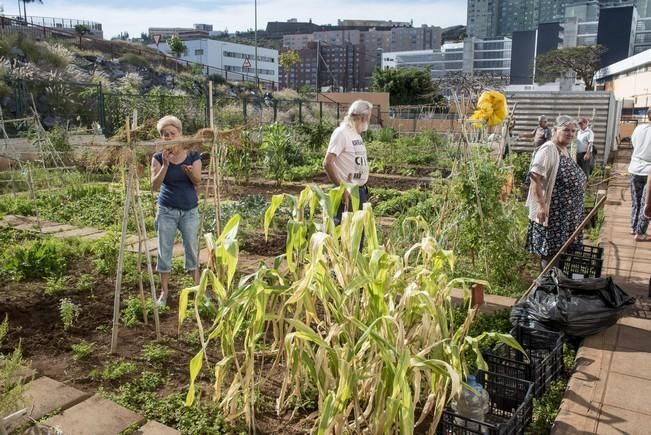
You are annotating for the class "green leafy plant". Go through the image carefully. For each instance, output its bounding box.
[260,123,295,185]
[121,296,168,328]
[1,315,28,417]
[90,361,138,382]
[45,275,71,295]
[75,273,95,293]
[59,298,81,331]
[142,344,175,366]
[71,341,96,361]
[3,238,70,280]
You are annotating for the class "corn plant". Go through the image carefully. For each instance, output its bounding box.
[180,185,524,434]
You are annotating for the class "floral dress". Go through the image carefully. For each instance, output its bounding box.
[527,154,587,258]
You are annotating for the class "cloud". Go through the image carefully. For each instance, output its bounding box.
[5,0,466,40]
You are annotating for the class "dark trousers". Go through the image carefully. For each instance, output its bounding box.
[576,152,594,177]
[334,185,369,225]
[630,174,649,235]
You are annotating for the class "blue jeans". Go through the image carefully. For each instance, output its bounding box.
[155,205,199,273]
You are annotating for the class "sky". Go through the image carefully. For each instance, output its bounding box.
[1,0,467,40]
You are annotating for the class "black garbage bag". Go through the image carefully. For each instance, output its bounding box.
[511,268,635,337]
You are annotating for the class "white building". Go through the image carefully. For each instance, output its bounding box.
[152,39,279,85]
[381,38,510,79]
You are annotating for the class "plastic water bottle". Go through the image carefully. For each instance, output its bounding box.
[452,375,491,433]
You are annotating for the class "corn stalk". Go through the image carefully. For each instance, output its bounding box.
[180,185,524,434]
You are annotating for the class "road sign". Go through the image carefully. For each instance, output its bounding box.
[242,56,252,69]
[153,34,162,46]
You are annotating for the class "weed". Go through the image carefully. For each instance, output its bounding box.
[3,238,71,280]
[142,344,174,366]
[75,273,95,293]
[90,361,138,382]
[71,341,95,361]
[529,379,568,435]
[45,275,71,295]
[121,296,168,328]
[0,315,28,415]
[59,298,80,331]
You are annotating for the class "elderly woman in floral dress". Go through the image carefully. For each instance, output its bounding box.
[526,115,587,269]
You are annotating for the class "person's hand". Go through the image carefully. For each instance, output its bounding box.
[161,149,172,167]
[583,151,591,161]
[536,203,548,223]
[181,165,193,175]
[644,202,651,220]
[342,190,351,211]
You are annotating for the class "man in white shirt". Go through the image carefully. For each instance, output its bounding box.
[628,108,651,241]
[323,100,372,224]
[576,117,596,177]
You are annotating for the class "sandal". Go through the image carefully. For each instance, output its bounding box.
[634,234,651,242]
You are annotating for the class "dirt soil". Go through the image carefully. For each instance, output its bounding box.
[0,248,316,433]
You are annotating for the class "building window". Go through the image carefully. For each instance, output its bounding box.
[194,49,204,55]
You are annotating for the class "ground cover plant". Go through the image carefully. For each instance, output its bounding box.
[178,185,524,434]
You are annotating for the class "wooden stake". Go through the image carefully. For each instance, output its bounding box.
[134,213,148,326]
[133,181,161,339]
[110,166,133,354]
[518,194,608,304]
[209,80,214,129]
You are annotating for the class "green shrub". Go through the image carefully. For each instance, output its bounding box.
[71,340,95,361]
[119,53,151,68]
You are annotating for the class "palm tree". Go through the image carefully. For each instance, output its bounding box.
[22,0,43,22]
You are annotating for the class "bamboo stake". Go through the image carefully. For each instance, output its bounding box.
[518,194,607,304]
[25,163,43,233]
[110,156,133,354]
[133,180,161,339]
[134,216,148,326]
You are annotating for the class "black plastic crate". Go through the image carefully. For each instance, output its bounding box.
[558,244,604,279]
[483,325,564,398]
[437,371,534,435]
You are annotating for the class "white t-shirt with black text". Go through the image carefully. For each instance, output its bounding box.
[326,125,369,186]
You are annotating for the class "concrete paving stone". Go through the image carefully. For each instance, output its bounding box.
[612,322,651,353]
[610,349,651,380]
[43,394,145,435]
[136,420,181,435]
[14,222,43,231]
[602,372,651,415]
[39,224,77,234]
[54,227,104,238]
[7,376,89,431]
[80,231,108,241]
[595,406,651,434]
[552,408,600,434]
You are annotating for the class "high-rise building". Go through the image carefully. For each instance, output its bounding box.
[468,0,651,38]
[281,24,441,90]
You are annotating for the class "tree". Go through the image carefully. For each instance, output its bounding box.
[74,24,90,50]
[167,34,187,58]
[535,45,606,91]
[22,0,43,21]
[279,49,300,89]
[371,67,445,106]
